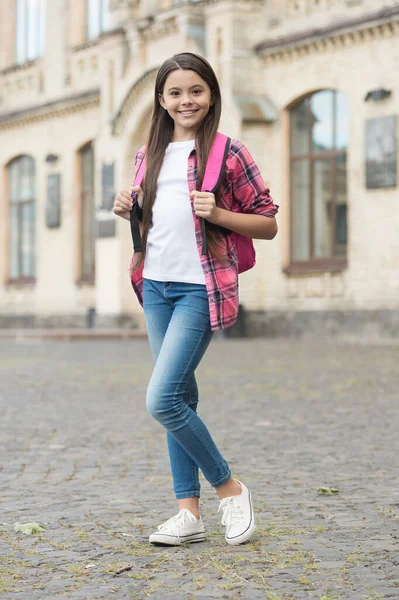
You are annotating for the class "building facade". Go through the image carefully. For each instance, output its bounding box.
[0,0,398,335]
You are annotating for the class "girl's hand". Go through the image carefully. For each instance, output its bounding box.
[113,186,143,221]
[190,190,219,223]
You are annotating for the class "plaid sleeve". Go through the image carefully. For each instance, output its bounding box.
[226,140,278,217]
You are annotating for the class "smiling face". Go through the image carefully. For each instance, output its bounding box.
[159,69,213,141]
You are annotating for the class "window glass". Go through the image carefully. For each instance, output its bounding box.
[101,0,110,31]
[313,159,332,259]
[16,0,46,63]
[87,0,110,40]
[290,90,348,264]
[8,156,36,279]
[311,90,334,153]
[290,98,308,156]
[291,159,310,261]
[80,144,95,279]
[87,0,101,39]
[10,205,19,280]
[335,91,349,151]
[21,203,35,277]
[335,154,347,257]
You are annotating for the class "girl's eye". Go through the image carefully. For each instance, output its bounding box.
[192,89,202,94]
[171,91,179,96]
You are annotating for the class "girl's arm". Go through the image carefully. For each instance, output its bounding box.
[190,190,277,239]
[191,140,279,240]
[212,207,278,240]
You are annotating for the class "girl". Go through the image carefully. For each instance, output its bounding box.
[113,52,278,546]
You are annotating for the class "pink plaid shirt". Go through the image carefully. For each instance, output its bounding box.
[130,137,278,331]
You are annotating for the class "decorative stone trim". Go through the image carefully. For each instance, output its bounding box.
[0,89,100,131]
[256,6,399,64]
[132,1,262,39]
[72,27,125,53]
[142,17,179,42]
[111,68,158,136]
[0,59,39,77]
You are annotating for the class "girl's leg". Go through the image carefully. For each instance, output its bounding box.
[144,279,202,508]
[167,375,201,517]
[145,281,231,491]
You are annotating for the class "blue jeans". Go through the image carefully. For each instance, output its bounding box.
[143,278,231,499]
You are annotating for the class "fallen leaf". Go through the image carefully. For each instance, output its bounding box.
[317,487,339,496]
[14,522,47,534]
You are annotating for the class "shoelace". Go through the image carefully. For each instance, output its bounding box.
[157,509,198,538]
[218,497,245,527]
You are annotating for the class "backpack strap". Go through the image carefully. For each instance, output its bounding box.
[129,134,230,256]
[200,133,231,255]
[201,133,230,194]
[130,154,146,253]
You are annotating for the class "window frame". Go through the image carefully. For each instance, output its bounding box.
[287,90,348,274]
[7,155,36,284]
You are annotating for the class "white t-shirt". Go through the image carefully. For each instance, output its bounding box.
[143,139,206,285]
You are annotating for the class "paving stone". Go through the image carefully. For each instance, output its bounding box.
[1,338,398,599]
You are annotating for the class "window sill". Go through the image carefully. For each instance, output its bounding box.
[284,259,347,275]
[76,276,95,287]
[5,277,36,286]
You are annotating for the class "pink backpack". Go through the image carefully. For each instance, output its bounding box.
[130,132,256,274]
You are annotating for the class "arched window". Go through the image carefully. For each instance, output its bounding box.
[290,90,348,268]
[79,142,95,281]
[8,156,36,281]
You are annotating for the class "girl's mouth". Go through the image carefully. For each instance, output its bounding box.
[178,109,199,117]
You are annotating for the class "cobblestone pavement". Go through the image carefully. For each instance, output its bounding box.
[1,337,398,600]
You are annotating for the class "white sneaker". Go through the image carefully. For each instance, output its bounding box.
[218,480,256,545]
[149,509,206,546]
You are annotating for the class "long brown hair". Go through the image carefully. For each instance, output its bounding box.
[133,52,225,271]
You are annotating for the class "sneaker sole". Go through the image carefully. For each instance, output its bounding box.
[225,492,256,546]
[149,532,207,546]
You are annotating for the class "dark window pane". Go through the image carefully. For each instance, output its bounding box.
[334,154,347,258]
[290,98,309,156]
[311,90,334,153]
[291,159,310,261]
[21,202,35,277]
[10,205,20,280]
[313,159,333,259]
[80,144,95,278]
[335,91,349,151]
